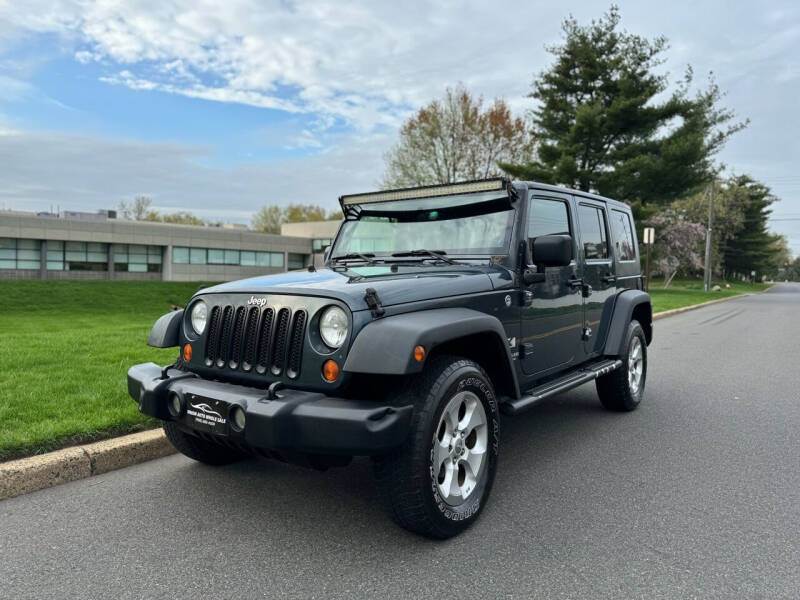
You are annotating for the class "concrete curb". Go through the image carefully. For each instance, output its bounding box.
[0,429,174,501]
[652,292,750,321]
[0,289,758,501]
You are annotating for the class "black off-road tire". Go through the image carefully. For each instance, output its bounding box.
[373,355,500,539]
[162,421,246,466]
[596,319,647,412]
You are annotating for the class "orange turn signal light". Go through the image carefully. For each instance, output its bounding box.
[183,344,192,361]
[413,345,426,362]
[322,359,339,382]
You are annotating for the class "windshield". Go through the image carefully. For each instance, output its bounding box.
[332,192,514,257]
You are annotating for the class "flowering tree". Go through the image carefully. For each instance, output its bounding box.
[649,210,706,287]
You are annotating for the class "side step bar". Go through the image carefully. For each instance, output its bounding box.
[501,359,622,415]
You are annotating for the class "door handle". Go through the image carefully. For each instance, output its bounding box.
[601,274,617,284]
[569,277,584,289]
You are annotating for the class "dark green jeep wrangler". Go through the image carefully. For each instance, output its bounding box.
[128,178,652,538]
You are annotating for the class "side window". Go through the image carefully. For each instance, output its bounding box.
[610,209,636,261]
[528,198,571,246]
[577,204,609,260]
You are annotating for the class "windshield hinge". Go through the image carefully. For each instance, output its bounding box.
[364,287,385,318]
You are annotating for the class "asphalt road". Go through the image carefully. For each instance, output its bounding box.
[2,284,799,599]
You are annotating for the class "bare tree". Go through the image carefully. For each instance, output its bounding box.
[382,84,535,188]
[251,204,341,234]
[118,195,153,220]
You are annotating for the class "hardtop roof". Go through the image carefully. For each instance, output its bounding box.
[522,181,631,211]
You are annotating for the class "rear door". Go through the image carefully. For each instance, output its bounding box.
[576,201,616,357]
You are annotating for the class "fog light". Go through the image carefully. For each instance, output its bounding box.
[322,359,339,382]
[168,392,182,417]
[230,406,246,431]
[183,344,192,361]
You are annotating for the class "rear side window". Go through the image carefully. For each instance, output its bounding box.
[610,209,636,261]
[577,204,609,260]
[528,198,570,239]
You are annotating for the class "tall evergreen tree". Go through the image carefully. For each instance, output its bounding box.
[721,175,782,278]
[502,7,745,210]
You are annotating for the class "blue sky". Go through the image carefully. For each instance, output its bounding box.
[1,1,799,254]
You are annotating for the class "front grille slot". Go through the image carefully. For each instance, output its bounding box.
[203,302,305,379]
[287,311,307,378]
[241,307,260,371]
[216,306,234,367]
[204,306,221,366]
[256,308,275,373]
[271,308,291,375]
[228,307,246,368]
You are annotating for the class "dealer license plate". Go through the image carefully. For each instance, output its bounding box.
[183,394,229,435]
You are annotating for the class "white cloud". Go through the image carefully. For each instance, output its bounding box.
[0,0,548,131]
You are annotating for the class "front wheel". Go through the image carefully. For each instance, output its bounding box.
[373,356,499,539]
[596,319,647,411]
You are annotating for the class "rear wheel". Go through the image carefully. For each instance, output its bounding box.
[373,356,499,539]
[596,320,647,411]
[162,421,246,466]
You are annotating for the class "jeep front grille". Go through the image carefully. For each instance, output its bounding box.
[204,303,307,378]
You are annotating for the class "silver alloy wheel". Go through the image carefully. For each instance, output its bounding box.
[628,336,644,394]
[432,390,488,506]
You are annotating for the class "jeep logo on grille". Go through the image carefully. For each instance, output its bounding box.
[247,296,267,307]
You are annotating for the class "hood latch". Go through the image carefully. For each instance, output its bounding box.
[364,287,385,318]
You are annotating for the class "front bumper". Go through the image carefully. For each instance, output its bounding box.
[127,362,412,456]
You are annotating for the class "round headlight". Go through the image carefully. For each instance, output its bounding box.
[190,301,208,335]
[319,306,348,348]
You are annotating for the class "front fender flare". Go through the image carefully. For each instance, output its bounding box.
[147,309,184,348]
[343,307,516,377]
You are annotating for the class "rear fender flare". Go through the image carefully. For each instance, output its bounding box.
[603,290,652,356]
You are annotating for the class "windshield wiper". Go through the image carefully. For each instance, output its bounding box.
[391,249,456,265]
[330,252,378,265]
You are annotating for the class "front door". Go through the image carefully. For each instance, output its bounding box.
[520,193,584,377]
[575,201,616,356]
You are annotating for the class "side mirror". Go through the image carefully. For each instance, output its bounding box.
[532,234,573,267]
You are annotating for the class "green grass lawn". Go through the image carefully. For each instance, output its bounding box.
[0,277,771,462]
[647,278,766,313]
[0,280,214,461]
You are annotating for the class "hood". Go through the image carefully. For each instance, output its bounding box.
[198,264,514,311]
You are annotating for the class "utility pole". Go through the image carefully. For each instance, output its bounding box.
[703,181,714,291]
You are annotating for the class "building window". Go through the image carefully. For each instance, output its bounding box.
[114,244,162,272]
[171,246,288,269]
[189,247,206,264]
[148,246,162,264]
[207,248,225,264]
[224,249,240,265]
[288,253,308,269]
[0,238,41,269]
[47,240,65,270]
[240,251,256,266]
[173,247,189,264]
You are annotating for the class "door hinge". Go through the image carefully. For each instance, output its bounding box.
[582,326,592,341]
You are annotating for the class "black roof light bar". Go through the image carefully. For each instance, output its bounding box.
[339,178,511,208]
